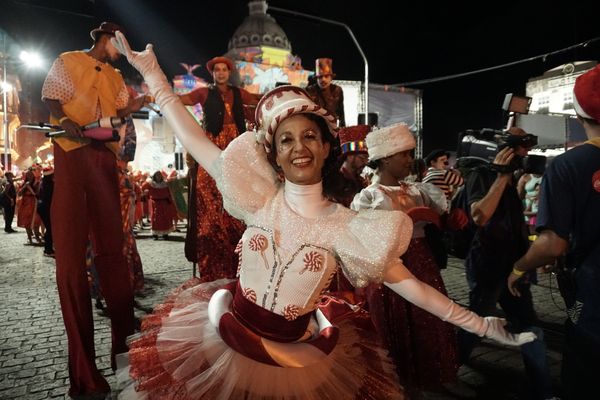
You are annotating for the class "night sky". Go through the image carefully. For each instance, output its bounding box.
[2,0,599,155]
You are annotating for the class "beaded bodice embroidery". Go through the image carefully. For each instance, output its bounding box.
[237,190,350,320]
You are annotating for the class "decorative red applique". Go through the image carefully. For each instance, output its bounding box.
[283,304,300,321]
[243,288,257,303]
[249,234,269,269]
[300,251,324,274]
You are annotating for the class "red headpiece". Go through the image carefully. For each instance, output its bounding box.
[338,124,370,155]
[315,58,335,78]
[573,65,600,122]
[206,56,234,73]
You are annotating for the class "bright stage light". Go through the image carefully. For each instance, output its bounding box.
[1,81,13,92]
[19,50,44,69]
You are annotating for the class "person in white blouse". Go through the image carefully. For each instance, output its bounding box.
[111,32,535,400]
[351,124,465,396]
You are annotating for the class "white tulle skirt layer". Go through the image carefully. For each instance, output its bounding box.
[116,278,404,400]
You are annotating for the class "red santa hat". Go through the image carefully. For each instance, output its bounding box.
[255,85,338,153]
[573,65,600,123]
[338,124,370,156]
[42,166,54,176]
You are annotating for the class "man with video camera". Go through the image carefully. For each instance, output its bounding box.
[508,65,600,400]
[458,127,555,399]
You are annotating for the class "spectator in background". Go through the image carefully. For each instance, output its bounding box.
[1,172,17,233]
[336,124,371,207]
[117,160,144,293]
[37,166,55,257]
[508,65,600,400]
[423,149,464,200]
[17,169,42,245]
[517,169,544,234]
[142,171,175,240]
[306,58,345,127]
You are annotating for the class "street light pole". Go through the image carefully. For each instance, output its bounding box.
[268,6,370,125]
[2,32,9,170]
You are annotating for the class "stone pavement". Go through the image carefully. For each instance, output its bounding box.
[0,222,568,399]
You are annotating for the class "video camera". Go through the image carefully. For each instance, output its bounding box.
[456,128,539,173]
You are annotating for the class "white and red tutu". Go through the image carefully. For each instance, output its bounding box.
[116,279,404,400]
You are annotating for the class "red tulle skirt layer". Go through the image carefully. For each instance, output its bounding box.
[116,279,405,400]
[366,238,460,391]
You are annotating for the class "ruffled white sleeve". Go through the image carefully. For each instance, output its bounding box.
[214,131,279,222]
[414,182,448,213]
[349,186,393,211]
[334,209,413,288]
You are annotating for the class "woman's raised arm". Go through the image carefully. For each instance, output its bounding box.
[111,31,221,176]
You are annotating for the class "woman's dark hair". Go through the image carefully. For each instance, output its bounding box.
[152,171,163,182]
[24,169,36,183]
[367,158,383,171]
[267,113,346,200]
[411,158,427,182]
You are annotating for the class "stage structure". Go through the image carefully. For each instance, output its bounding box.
[335,80,424,157]
[518,61,596,152]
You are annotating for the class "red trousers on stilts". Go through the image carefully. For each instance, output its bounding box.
[52,143,135,396]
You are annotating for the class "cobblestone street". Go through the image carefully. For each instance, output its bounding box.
[0,222,567,399]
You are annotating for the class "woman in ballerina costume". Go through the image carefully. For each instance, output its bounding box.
[351,124,459,396]
[112,32,535,400]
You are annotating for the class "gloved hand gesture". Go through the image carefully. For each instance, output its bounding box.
[111,31,159,79]
[110,31,175,112]
[111,31,222,174]
[484,316,537,346]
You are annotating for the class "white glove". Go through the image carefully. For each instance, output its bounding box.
[111,32,174,108]
[111,31,221,175]
[483,316,537,346]
[383,276,537,347]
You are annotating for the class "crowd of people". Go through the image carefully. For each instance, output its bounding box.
[2,20,598,400]
[0,163,182,247]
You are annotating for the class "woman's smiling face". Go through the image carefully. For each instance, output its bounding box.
[274,114,330,185]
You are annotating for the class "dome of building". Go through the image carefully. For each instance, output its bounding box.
[228,1,291,51]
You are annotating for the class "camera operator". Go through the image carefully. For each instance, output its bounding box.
[508,65,600,400]
[458,127,555,399]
